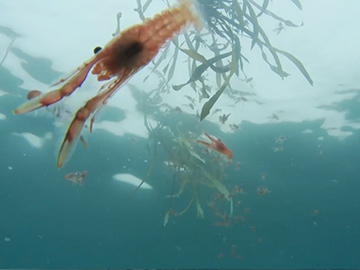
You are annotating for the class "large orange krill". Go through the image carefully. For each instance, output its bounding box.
[13,0,201,168]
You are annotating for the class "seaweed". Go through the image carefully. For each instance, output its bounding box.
[133,0,312,120]
[0,25,19,67]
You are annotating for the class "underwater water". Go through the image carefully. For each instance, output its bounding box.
[1,0,360,269]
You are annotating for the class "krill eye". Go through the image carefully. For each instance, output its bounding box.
[93,46,102,54]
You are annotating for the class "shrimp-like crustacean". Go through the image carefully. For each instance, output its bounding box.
[197,132,233,160]
[13,0,200,168]
[64,171,88,185]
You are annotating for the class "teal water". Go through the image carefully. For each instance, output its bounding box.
[1,30,360,270]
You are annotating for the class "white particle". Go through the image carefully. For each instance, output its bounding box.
[4,237,10,242]
[144,160,148,163]
[8,166,12,170]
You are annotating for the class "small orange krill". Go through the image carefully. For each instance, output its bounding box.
[257,186,270,196]
[64,170,87,185]
[197,132,233,160]
[211,193,225,200]
[232,185,243,194]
